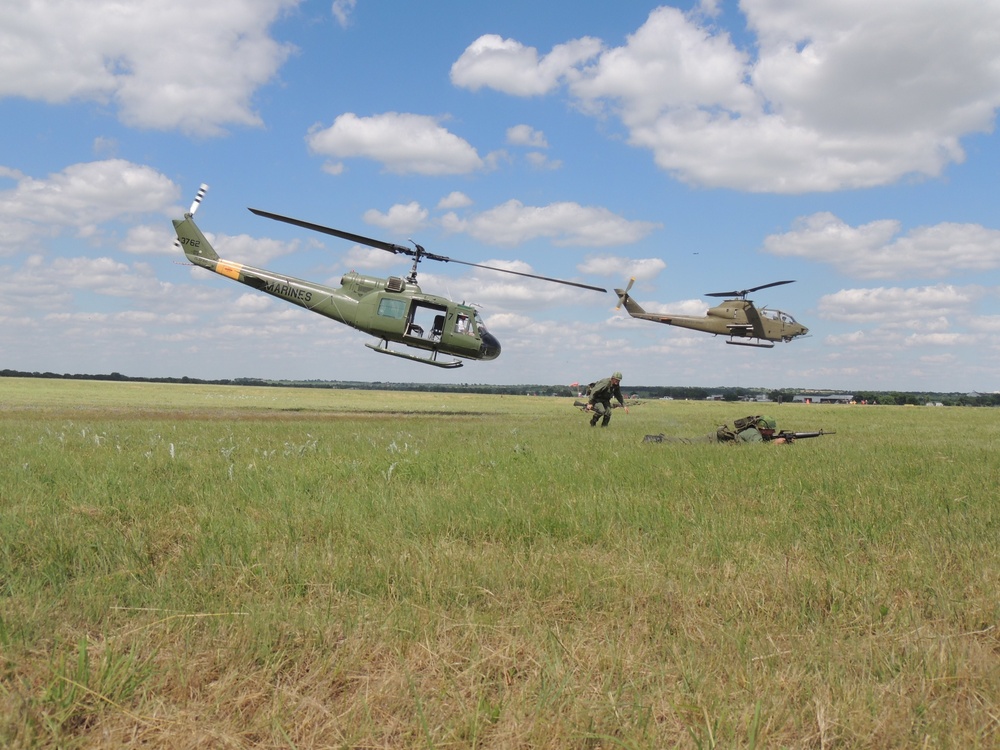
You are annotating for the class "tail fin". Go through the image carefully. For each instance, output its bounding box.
[173,215,219,265]
[172,183,219,267]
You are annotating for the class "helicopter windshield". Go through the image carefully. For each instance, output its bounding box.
[455,310,487,337]
[761,308,796,325]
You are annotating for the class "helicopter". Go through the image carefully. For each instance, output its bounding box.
[172,185,606,368]
[614,278,808,348]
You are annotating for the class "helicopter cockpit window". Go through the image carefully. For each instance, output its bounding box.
[377,297,407,319]
[454,314,474,336]
[763,309,796,324]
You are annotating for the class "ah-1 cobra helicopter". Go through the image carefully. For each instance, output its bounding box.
[614,278,808,348]
[172,185,606,368]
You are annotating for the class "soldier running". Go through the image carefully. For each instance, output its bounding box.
[586,371,629,427]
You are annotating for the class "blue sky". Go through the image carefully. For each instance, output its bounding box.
[2,0,1000,392]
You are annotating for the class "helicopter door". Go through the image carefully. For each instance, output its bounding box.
[364,294,411,337]
[435,308,483,357]
[404,302,449,341]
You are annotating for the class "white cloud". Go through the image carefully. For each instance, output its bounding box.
[362,202,429,235]
[817,284,982,323]
[331,0,356,28]
[437,191,473,210]
[506,124,549,148]
[904,332,977,347]
[764,212,1000,279]
[0,0,298,136]
[577,255,666,281]
[341,245,400,271]
[440,199,660,247]
[306,112,485,175]
[122,224,175,256]
[967,315,1000,333]
[453,3,1000,193]
[631,297,709,317]
[0,254,166,312]
[210,233,301,267]
[0,160,178,255]
[450,34,603,96]
[525,152,562,170]
[391,262,602,313]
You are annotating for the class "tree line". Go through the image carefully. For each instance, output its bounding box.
[1,369,996,406]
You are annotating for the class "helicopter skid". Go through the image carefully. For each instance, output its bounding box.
[726,339,775,348]
[365,342,464,368]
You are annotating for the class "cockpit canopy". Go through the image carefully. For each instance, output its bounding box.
[761,308,797,325]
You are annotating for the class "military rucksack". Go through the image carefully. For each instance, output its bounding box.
[715,425,738,442]
[718,415,771,442]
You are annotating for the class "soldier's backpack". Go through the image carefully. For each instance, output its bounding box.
[717,415,764,442]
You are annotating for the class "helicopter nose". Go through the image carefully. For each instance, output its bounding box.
[479,330,501,360]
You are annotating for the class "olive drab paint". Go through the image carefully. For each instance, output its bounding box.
[172,186,604,368]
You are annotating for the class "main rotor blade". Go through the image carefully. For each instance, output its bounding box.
[249,208,413,256]
[705,279,795,298]
[436,257,607,293]
[249,207,605,292]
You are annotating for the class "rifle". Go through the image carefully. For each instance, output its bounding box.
[573,399,634,412]
[770,429,836,442]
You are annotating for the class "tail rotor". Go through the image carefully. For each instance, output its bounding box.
[615,277,636,310]
[188,183,209,216]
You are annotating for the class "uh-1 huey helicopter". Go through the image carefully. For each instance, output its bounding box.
[172,185,606,368]
[614,278,808,348]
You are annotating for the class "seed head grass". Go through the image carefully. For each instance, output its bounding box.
[0,378,996,747]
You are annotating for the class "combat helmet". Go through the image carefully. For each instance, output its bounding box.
[756,415,777,437]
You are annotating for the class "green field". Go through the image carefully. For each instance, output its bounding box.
[1,377,997,748]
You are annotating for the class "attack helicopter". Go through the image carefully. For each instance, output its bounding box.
[614,278,808,348]
[172,185,606,368]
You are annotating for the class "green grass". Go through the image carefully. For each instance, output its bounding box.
[0,378,997,747]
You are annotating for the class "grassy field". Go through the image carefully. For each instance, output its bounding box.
[0,377,997,748]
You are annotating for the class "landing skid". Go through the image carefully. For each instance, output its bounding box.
[365,341,464,368]
[726,339,775,348]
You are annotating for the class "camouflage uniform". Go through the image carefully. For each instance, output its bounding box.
[645,416,778,443]
[720,416,777,443]
[587,371,625,427]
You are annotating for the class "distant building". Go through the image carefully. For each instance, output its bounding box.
[792,394,854,404]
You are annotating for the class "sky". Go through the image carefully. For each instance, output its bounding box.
[2,0,1000,392]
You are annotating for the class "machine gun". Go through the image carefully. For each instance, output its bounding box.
[768,429,836,443]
